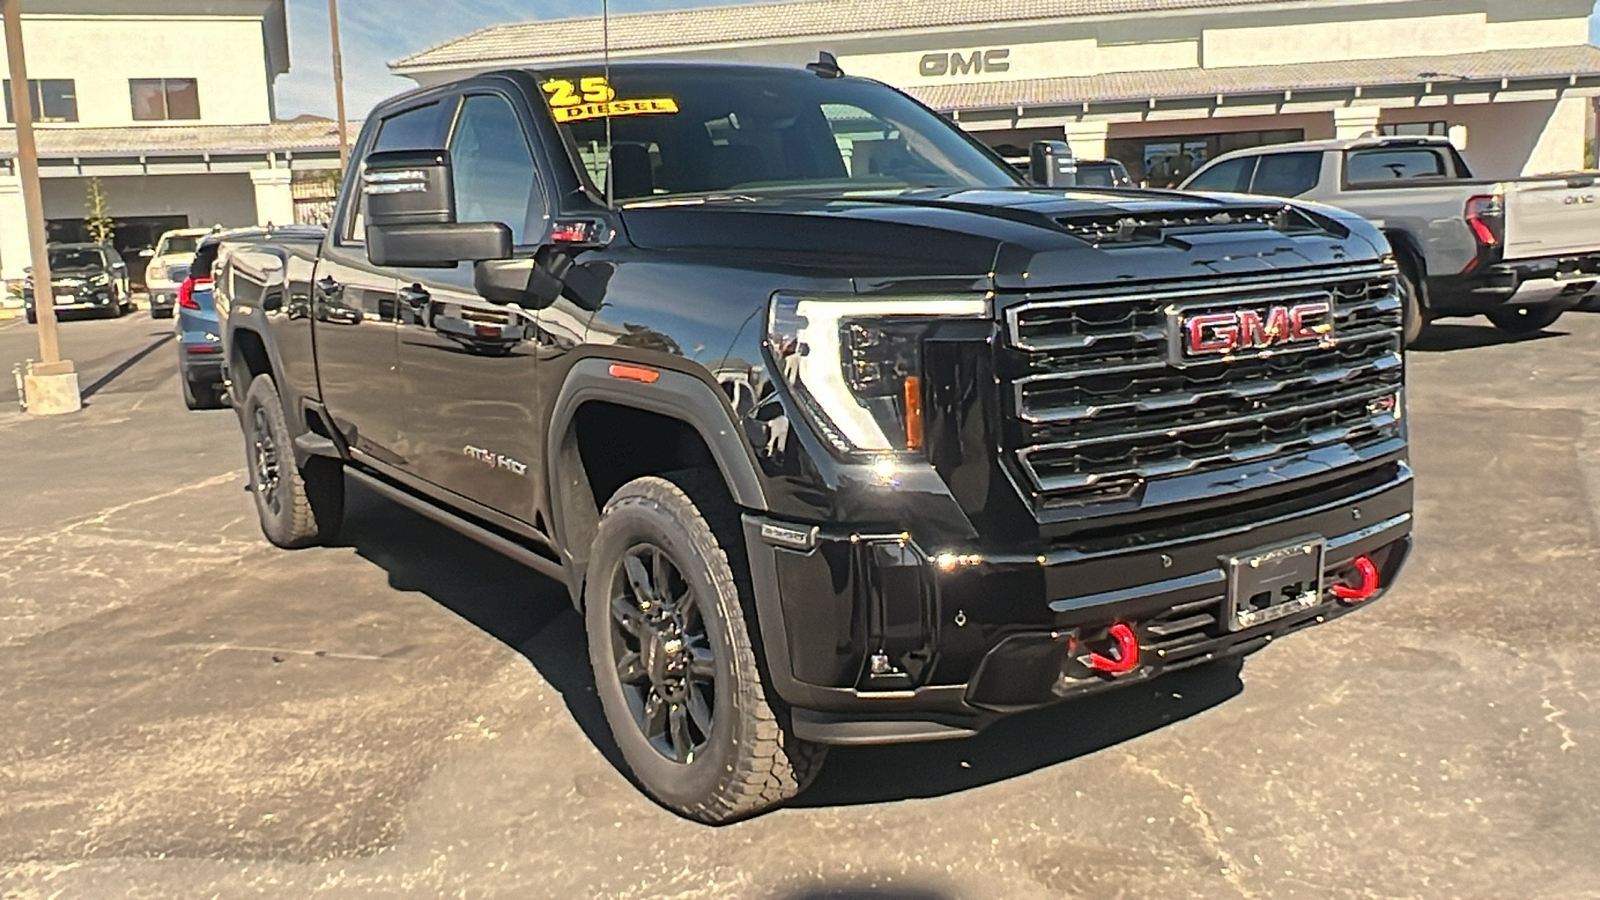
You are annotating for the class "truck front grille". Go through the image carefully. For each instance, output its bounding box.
[1003,264,1404,505]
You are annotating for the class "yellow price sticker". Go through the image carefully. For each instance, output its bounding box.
[550,97,680,124]
[542,76,616,107]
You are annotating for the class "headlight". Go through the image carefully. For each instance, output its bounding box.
[766,293,989,455]
[90,273,111,286]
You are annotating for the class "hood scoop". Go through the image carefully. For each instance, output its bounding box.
[1057,203,1327,247]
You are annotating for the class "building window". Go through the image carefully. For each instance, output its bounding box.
[3,79,78,123]
[1379,121,1448,137]
[130,78,200,121]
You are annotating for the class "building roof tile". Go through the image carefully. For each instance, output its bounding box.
[0,118,352,160]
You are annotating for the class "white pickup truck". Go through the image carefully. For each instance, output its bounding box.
[1181,136,1600,343]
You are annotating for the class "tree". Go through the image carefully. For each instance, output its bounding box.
[85,177,115,245]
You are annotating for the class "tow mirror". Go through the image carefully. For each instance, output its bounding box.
[363,148,511,268]
[1029,140,1078,188]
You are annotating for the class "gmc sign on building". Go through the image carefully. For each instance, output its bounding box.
[919,48,1010,77]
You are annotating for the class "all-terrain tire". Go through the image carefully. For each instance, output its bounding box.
[241,374,343,548]
[585,470,826,824]
[1486,304,1563,335]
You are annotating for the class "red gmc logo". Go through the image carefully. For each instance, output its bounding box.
[1182,302,1334,357]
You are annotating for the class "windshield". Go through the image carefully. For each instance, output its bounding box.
[48,248,105,271]
[539,66,1020,202]
[157,234,200,256]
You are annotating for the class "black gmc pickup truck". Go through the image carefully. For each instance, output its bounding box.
[219,60,1413,824]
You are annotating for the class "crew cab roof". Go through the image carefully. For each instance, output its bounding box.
[1206,135,1455,156]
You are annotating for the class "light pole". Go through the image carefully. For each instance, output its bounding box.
[3,0,80,414]
[328,0,349,170]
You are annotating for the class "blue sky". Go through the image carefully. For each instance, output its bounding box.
[276,0,1600,120]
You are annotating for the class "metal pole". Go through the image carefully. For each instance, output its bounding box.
[3,0,62,366]
[328,0,349,170]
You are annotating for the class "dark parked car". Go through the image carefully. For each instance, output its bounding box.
[1076,159,1133,188]
[23,243,132,322]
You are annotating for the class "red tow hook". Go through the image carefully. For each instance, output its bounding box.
[1084,623,1140,675]
[1332,555,1380,603]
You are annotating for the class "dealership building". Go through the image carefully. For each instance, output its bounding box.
[393,0,1600,186]
[0,0,343,287]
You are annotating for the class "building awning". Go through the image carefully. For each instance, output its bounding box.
[908,46,1600,113]
[0,118,352,161]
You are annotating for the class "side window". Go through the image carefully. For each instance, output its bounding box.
[342,100,453,244]
[1186,157,1255,193]
[1346,148,1448,183]
[450,94,540,244]
[1249,152,1322,197]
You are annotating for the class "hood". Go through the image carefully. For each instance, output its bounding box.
[619,187,1387,297]
[48,266,108,281]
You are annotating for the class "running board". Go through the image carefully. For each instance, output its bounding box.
[345,468,566,584]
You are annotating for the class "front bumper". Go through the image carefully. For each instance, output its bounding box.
[745,460,1413,745]
[23,288,116,312]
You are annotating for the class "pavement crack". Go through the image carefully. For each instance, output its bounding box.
[0,470,243,554]
[1123,752,1257,900]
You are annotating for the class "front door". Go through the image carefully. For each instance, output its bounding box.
[394,90,551,522]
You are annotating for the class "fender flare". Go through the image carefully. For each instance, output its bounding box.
[545,357,769,601]
[225,312,300,437]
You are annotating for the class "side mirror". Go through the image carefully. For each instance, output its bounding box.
[1030,140,1078,188]
[363,148,513,268]
[138,248,155,258]
[474,256,565,309]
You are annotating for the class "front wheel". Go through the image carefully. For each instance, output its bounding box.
[585,472,825,824]
[241,374,343,547]
[1487,305,1563,335]
[1397,267,1426,347]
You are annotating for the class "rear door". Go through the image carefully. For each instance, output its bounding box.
[392,88,551,520]
[316,98,455,467]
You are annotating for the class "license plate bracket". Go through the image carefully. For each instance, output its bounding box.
[1224,536,1325,632]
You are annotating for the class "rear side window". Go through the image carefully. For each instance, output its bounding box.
[344,100,456,243]
[1346,148,1449,183]
[1186,156,1254,192]
[1250,152,1322,197]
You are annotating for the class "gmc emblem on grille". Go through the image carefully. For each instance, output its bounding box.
[1176,302,1335,360]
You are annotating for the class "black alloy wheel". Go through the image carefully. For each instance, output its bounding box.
[608,542,718,764]
[250,402,284,517]
[584,472,826,824]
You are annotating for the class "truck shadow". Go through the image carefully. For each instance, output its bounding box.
[1409,322,1566,353]
[338,479,1245,809]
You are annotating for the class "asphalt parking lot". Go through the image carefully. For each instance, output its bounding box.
[1,311,1597,900]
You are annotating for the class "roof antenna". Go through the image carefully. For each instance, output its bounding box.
[602,0,614,209]
[807,50,842,79]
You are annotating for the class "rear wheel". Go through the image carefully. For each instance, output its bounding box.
[585,471,825,824]
[1487,304,1563,335]
[241,374,343,547]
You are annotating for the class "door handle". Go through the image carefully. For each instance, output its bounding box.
[399,285,430,308]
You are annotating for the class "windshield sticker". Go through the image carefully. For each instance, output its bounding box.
[542,77,677,123]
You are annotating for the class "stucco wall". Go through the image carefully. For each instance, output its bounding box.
[0,15,273,126]
[41,173,257,230]
[1381,100,1589,177]
[1202,10,1591,69]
